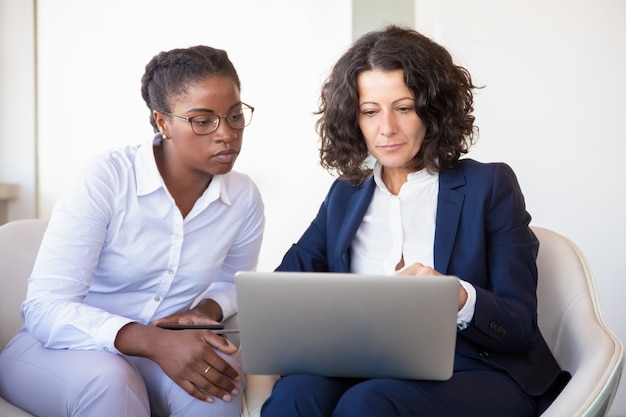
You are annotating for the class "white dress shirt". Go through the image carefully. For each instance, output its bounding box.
[351,162,476,328]
[22,135,265,353]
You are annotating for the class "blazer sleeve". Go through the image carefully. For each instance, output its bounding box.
[276,179,369,273]
[276,189,333,273]
[453,162,540,353]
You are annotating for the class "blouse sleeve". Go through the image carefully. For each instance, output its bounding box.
[22,156,134,353]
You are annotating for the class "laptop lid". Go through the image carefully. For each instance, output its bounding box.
[234,271,459,380]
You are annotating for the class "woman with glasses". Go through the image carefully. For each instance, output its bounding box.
[261,26,569,417]
[0,45,263,417]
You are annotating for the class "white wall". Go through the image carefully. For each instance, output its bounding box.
[0,0,37,219]
[1,0,624,414]
[35,0,349,269]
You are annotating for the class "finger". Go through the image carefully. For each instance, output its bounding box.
[202,352,241,382]
[192,365,238,402]
[179,378,215,403]
[396,262,425,276]
[201,332,239,355]
[413,264,441,277]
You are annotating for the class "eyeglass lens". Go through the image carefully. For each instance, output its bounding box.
[190,107,253,135]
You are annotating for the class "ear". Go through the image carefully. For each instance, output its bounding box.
[153,110,168,135]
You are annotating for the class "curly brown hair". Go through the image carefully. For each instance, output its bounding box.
[316,25,479,184]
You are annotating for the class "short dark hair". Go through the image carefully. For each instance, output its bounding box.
[316,25,479,184]
[141,45,240,132]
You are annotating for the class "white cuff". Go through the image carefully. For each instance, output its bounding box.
[456,279,476,330]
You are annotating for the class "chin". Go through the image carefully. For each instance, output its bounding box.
[211,165,235,176]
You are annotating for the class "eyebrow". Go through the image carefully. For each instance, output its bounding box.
[184,102,243,114]
[359,97,415,107]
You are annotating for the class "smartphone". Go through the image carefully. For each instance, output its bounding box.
[156,323,225,331]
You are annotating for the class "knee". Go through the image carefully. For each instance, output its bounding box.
[261,375,339,417]
[77,354,147,402]
[333,380,398,417]
[262,375,314,413]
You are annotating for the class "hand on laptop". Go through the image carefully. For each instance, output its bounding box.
[397,262,468,311]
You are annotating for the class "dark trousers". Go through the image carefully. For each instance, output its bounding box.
[261,370,537,417]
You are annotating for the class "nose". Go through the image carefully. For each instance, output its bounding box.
[213,118,239,143]
[379,110,398,137]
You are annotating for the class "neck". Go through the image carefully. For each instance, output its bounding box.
[154,144,213,217]
[382,167,409,195]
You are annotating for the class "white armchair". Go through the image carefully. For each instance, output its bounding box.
[1,220,623,417]
[0,218,47,417]
[0,218,275,417]
[532,226,623,417]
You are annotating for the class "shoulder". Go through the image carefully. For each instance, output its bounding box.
[221,170,260,191]
[65,145,141,193]
[86,144,142,176]
[455,158,515,175]
[327,176,373,195]
[447,159,528,217]
[325,176,373,201]
[322,177,375,216]
[445,159,519,188]
[220,170,264,206]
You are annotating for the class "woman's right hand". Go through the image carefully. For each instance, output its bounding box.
[115,322,240,403]
[397,262,468,311]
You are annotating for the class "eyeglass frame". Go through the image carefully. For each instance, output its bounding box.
[159,102,254,136]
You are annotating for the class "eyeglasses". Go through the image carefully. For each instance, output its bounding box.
[161,102,254,135]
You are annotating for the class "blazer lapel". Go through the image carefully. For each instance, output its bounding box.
[434,165,465,273]
[333,178,376,272]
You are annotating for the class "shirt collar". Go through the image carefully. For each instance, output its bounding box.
[135,134,165,196]
[372,161,437,196]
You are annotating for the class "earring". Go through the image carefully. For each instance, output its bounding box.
[162,132,168,140]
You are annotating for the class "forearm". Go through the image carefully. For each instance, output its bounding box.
[23,296,133,352]
[463,287,538,351]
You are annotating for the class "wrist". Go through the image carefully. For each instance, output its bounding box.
[114,322,162,357]
[194,299,224,322]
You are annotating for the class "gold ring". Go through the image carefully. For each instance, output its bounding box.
[204,364,211,375]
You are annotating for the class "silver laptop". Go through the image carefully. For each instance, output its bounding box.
[234,271,459,380]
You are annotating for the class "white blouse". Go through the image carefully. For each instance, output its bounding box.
[351,162,475,328]
[22,135,265,352]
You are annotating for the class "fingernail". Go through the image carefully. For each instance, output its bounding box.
[222,394,232,402]
[205,396,214,403]
[231,388,239,395]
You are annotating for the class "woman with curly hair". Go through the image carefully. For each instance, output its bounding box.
[262,26,569,417]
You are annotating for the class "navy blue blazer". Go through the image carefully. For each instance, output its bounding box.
[277,159,569,399]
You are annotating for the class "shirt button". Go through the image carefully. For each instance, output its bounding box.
[103,347,110,352]
[154,296,161,302]
[168,269,174,275]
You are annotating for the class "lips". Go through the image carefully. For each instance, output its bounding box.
[379,143,403,152]
[212,149,239,163]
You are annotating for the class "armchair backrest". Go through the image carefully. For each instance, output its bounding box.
[532,226,623,417]
[0,218,48,349]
